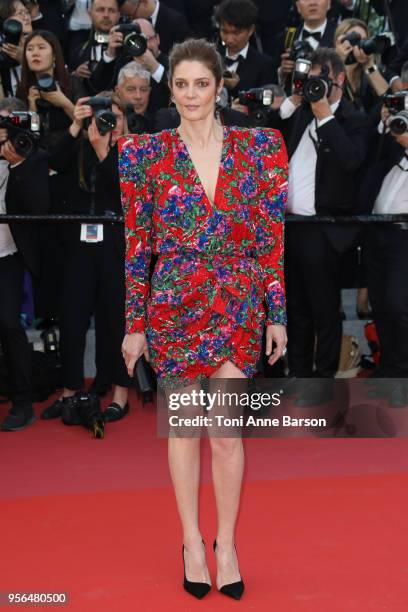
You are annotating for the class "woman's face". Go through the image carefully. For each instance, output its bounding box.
[336,26,368,60]
[26,36,54,74]
[171,60,221,123]
[11,1,32,35]
[111,103,125,144]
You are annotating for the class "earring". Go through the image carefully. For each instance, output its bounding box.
[216,94,221,103]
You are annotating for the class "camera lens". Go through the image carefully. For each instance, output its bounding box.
[36,73,56,92]
[94,109,117,135]
[303,77,329,103]
[123,32,147,57]
[3,18,22,45]
[12,132,34,157]
[389,111,408,135]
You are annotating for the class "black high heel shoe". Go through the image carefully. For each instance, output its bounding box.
[213,539,245,600]
[182,541,211,599]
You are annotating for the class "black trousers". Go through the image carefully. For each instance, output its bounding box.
[366,226,408,377]
[60,235,131,390]
[0,253,31,402]
[285,225,342,378]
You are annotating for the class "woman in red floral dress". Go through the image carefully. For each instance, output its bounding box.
[120,39,288,600]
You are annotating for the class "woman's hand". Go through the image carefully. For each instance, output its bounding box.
[70,96,92,135]
[40,83,72,111]
[265,324,287,366]
[353,45,373,67]
[88,117,111,161]
[1,41,24,64]
[336,35,353,61]
[122,333,150,377]
[28,85,41,112]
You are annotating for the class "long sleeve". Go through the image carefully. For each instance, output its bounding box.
[118,134,154,334]
[254,128,288,326]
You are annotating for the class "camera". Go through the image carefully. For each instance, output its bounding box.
[0,111,40,157]
[0,18,22,46]
[343,32,392,65]
[293,62,332,103]
[117,23,147,57]
[238,87,274,126]
[36,73,57,93]
[288,39,313,63]
[383,91,408,135]
[86,96,117,135]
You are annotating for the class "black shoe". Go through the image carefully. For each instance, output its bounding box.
[103,401,129,423]
[182,542,211,599]
[388,383,408,408]
[1,402,37,431]
[42,397,63,420]
[294,380,333,407]
[61,395,82,426]
[213,540,244,600]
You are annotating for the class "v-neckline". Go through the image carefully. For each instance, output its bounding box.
[175,125,228,207]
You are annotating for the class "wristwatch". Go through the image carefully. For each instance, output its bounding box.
[365,65,378,75]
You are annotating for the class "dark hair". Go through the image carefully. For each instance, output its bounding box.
[311,47,345,79]
[0,0,29,25]
[216,0,258,30]
[16,30,70,100]
[169,38,223,86]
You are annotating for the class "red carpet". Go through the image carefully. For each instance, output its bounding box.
[1,389,408,611]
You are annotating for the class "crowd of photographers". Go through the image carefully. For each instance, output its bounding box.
[0,0,407,434]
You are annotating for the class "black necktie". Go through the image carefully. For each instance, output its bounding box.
[225,55,242,68]
[302,29,322,42]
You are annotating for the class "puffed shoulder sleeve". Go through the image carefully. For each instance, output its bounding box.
[118,134,154,334]
[253,128,288,325]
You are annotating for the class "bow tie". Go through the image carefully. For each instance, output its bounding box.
[302,29,322,42]
[225,55,243,67]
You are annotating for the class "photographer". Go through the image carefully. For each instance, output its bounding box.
[359,97,408,405]
[115,62,153,132]
[0,0,33,97]
[275,48,371,403]
[42,93,132,425]
[91,17,170,113]
[0,96,50,431]
[334,18,390,116]
[278,0,336,90]
[70,0,120,75]
[215,0,274,101]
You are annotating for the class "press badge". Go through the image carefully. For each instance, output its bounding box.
[80,224,104,242]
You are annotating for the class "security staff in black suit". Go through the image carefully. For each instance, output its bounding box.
[119,0,192,56]
[359,111,408,405]
[215,0,274,101]
[274,48,371,403]
[279,0,337,88]
[0,97,50,431]
[88,17,170,113]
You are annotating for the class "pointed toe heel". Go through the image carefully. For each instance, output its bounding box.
[182,544,211,599]
[213,539,245,600]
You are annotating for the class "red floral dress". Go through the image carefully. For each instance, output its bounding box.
[118,126,288,389]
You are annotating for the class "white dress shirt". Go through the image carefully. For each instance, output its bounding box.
[300,19,327,51]
[0,160,17,259]
[225,42,249,73]
[373,152,408,214]
[284,98,340,215]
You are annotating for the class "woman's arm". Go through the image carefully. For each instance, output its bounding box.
[118,134,154,335]
[254,128,288,327]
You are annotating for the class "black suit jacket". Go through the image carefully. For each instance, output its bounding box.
[6,151,50,278]
[274,97,372,252]
[220,46,275,99]
[33,1,66,43]
[154,3,193,55]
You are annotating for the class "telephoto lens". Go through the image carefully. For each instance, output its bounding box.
[87,96,117,135]
[117,23,147,57]
[389,111,408,136]
[303,75,331,103]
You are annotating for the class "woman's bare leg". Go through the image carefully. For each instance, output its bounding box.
[167,382,211,584]
[209,360,246,588]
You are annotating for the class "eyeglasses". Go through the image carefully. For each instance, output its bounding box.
[14,9,31,18]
